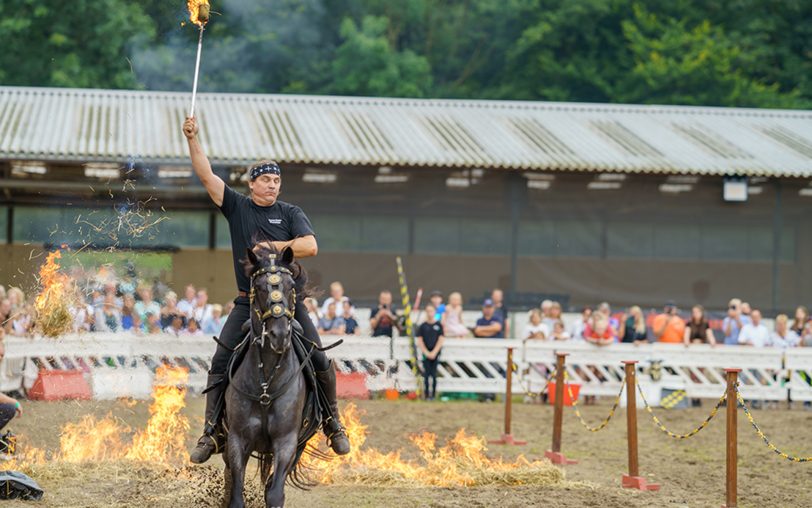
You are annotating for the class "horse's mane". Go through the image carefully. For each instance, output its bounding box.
[242,244,311,298]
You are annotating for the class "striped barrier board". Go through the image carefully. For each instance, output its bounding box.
[0,334,797,403]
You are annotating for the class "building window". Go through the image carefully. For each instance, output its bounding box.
[12,207,208,248]
[519,219,601,257]
[0,207,7,244]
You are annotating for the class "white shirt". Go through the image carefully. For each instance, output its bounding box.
[177,299,196,318]
[771,330,800,349]
[321,296,349,317]
[738,323,772,347]
[192,304,212,324]
[525,322,550,340]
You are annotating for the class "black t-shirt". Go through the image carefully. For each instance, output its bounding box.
[370,306,396,337]
[418,321,444,352]
[219,185,315,292]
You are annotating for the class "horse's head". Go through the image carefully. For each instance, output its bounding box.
[245,245,298,354]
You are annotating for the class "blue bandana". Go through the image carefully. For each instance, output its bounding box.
[249,162,281,181]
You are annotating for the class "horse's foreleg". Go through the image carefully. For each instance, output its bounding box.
[265,434,298,508]
[226,434,250,508]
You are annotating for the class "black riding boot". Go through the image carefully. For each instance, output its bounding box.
[315,361,351,455]
[189,373,226,464]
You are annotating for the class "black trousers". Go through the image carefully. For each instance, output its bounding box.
[210,297,329,375]
[0,403,15,432]
[422,357,439,398]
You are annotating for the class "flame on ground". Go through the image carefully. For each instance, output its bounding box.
[11,366,190,467]
[34,250,74,338]
[187,0,210,26]
[303,404,563,487]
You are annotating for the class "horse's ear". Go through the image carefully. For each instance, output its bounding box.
[246,248,259,269]
[280,246,294,265]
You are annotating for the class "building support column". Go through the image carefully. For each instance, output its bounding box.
[771,180,782,314]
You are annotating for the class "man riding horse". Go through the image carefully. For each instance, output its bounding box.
[183,116,351,463]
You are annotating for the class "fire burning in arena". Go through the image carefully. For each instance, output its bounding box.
[33,250,74,338]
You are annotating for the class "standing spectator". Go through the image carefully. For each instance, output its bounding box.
[369,291,397,338]
[584,314,615,346]
[772,314,800,349]
[738,309,771,347]
[621,306,649,344]
[597,302,620,339]
[491,289,509,337]
[202,304,226,336]
[653,302,685,344]
[177,284,197,319]
[95,293,122,332]
[192,288,213,324]
[802,321,812,347]
[569,306,592,341]
[182,318,204,337]
[543,302,563,332]
[160,291,181,329]
[442,291,469,338]
[473,299,504,338]
[417,304,445,400]
[121,293,138,332]
[524,309,549,340]
[540,300,553,321]
[341,300,359,335]
[303,297,321,331]
[723,298,751,345]
[165,315,185,337]
[144,312,162,334]
[134,286,160,325]
[71,301,94,333]
[684,305,716,346]
[320,282,349,317]
[791,306,809,337]
[0,299,12,334]
[429,290,446,322]
[550,320,571,341]
[319,302,345,335]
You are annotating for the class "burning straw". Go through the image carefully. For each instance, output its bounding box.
[34,250,74,337]
[304,404,565,488]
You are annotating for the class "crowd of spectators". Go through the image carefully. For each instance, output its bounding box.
[2,264,812,354]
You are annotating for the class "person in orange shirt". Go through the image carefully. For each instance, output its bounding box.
[653,301,686,344]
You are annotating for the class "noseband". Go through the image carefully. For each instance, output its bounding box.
[249,256,296,354]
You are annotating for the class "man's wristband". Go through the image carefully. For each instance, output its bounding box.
[14,401,20,409]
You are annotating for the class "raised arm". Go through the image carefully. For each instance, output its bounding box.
[183,117,225,207]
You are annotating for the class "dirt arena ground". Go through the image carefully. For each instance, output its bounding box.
[3,396,811,507]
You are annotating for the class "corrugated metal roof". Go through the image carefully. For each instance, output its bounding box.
[1,86,811,177]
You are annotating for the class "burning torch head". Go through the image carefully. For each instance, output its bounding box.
[188,0,211,26]
[198,2,210,24]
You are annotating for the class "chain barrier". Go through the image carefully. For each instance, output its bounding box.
[517,363,555,399]
[636,382,726,439]
[566,372,624,432]
[736,384,812,463]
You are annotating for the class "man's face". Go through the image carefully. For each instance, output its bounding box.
[196,291,208,305]
[380,292,392,306]
[492,290,503,304]
[483,305,494,318]
[331,284,343,299]
[185,286,196,301]
[751,310,762,325]
[249,173,281,204]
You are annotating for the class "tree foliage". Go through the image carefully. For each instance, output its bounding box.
[0,0,809,108]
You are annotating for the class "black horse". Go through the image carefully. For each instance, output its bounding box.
[222,246,324,508]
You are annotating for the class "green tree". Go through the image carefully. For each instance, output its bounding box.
[329,16,432,97]
[619,4,800,107]
[0,0,154,88]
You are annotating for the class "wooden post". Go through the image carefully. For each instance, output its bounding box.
[621,361,660,491]
[723,369,741,508]
[489,347,527,445]
[545,353,577,464]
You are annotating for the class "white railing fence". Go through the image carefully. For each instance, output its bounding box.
[0,334,807,403]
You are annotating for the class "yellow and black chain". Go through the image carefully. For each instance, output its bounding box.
[518,364,555,399]
[566,372,624,433]
[736,385,811,463]
[636,382,726,439]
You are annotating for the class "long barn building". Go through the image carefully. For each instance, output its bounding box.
[1,86,811,312]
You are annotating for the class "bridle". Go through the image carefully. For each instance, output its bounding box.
[249,255,296,355]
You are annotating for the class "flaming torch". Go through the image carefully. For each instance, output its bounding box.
[187,0,211,118]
